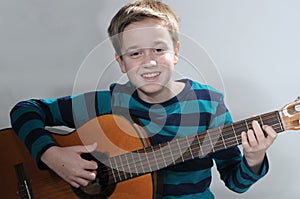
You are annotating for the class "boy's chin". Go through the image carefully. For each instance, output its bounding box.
[137,84,164,94]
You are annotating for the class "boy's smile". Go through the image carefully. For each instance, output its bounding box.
[115,18,184,103]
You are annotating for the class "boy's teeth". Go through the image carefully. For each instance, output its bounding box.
[142,72,160,78]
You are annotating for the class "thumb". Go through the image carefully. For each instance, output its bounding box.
[73,142,98,154]
[84,142,98,153]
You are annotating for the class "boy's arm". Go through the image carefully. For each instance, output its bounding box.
[210,95,276,193]
[10,91,112,187]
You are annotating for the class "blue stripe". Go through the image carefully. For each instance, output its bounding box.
[41,98,64,124]
[10,100,44,124]
[163,176,211,196]
[56,96,74,126]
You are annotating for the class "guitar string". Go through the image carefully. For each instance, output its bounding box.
[104,122,282,183]
[102,112,280,173]
[97,113,281,181]
[96,112,282,182]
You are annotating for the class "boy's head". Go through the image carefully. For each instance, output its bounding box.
[107,0,180,57]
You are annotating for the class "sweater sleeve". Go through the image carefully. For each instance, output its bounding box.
[9,91,112,169]
[209,93,269,193]
[212,148,269,193]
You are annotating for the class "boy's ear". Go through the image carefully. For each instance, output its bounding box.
[173,41,180,65]
[115,53,126,73]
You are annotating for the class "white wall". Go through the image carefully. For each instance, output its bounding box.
[1,0,300,198]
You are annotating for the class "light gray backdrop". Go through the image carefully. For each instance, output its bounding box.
[1,0,300,198]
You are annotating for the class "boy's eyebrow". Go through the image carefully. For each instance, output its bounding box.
[124,40,171,52]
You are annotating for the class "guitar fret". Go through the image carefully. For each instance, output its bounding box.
[124,154,133,178]
[259,115,264,126]
[176,139,185,162]
[113,157,122,182]
[219,127,227,149]
[167,141,176,165]
[137,151,146,174]
[275,111,284,132]
[151,146,160,170]
[159,144,168,167]
[143,148,152,172]
[231,123,239,145]
[245,119,250,131]
[206,130,215,153]
[196,134,204,157]
[118,155,127,180]
[108,158,117,182]
[186,136,194,159]
[130,152,139,174]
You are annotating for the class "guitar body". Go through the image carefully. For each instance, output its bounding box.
[0,115,162,199]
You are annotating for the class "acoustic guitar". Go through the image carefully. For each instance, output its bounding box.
[0,98,299,199]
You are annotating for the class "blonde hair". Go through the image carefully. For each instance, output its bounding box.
[107,0,180,56]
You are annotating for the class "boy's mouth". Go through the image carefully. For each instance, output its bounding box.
[141,72,161,79]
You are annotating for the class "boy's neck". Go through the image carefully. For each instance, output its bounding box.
[137,81,185,104]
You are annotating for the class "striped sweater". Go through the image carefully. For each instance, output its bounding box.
[10,79,268,198]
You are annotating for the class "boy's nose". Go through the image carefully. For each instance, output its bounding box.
[143,50,157,66]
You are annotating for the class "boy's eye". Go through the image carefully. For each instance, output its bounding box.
[128,50,143,58]
[153,48,165,54]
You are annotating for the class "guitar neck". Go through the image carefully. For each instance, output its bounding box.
[106,110,284,183]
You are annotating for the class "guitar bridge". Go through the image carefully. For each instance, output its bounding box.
[14,163,34,199]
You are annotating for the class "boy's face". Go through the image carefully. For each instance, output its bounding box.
[116,18,180,100]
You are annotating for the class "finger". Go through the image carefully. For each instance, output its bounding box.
[72,142,98,154]
[84,142,98,153]
[69,181,81,188]
[241,131,250,149]
[83,159,98,170]
[246,129,258,146]
[73,176,92,187]
[263,125,277,141]
[252,120,265,141]
[79,170,97,181]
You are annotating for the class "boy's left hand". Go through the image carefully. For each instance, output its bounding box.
[241,120,277,174]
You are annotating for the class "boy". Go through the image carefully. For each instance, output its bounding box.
[10,0,277,198]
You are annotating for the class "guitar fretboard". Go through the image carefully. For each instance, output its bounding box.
[103,111,284,184]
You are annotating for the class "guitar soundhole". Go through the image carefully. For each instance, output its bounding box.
[72,152,116,199]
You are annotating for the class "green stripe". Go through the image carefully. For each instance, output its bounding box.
[19,120,44,141]
[163,188,214,199]
[214,155,241,170]
[209,112,231,128]
[140,119,207,137]
[11,100,44,124]
[112,93,218,115]
[42,98,63,124]
[96,91,112,114]
[32,135,55,161]
[71,94,89,126]
[163,168,212,185]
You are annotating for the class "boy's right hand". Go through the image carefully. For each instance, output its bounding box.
[41,143,98,188]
